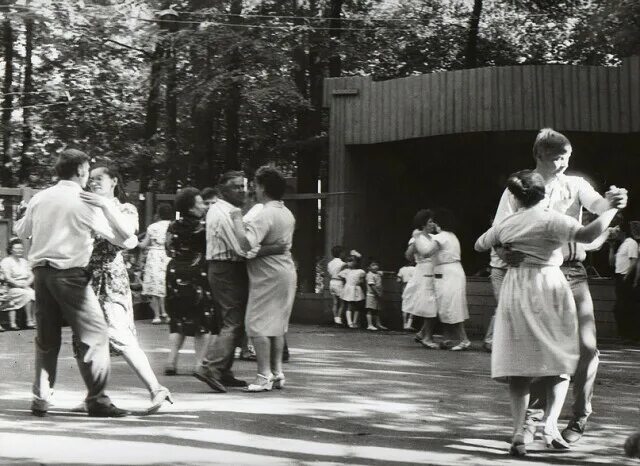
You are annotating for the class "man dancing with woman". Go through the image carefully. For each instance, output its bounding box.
[476,169,620,456]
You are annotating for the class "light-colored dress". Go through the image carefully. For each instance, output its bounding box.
[86,200,139,354]
[431,231,469,324]
[476,205,582,380]
[327,257,345,297]
[142,220,171,297]
[245,201,297,337]
[402,238,437,318]
[0,256,35,311]
[339,268,366,302]
[365,271,382,310]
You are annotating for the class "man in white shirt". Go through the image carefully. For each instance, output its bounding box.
[609,221,638,342]
[484,129,627,443]
[14,149,136,417]
[194,171,249,393]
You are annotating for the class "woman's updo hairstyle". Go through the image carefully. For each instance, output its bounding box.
[254,165,287,200]
[506,169,546,208]
[173,187,200,216]
[412,209,433,230]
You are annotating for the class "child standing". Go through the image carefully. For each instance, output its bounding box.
[365,260,387,330]
[327,245,346,325]
[339,252,366,328]
[397,261,416,330]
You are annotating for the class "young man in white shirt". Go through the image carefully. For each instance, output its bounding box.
[485,128,628,444]
[609,220,638,342]
[15,149,137,417]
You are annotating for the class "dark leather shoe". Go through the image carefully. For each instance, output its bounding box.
[31,408,47,417]
[221,376,248,388]
[561,420,585,444]
[87,403,129,418]
[193,371,227,393]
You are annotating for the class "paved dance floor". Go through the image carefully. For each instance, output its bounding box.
[0,322,638,465]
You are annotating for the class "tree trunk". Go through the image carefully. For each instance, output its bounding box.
[1,17,14,187]
[165,33,179,190]
[223,0,243,171]
[19,10,34,184]
[464,0,483,69]
[140,42,163,193]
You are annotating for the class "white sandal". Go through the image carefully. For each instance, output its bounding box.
[245,373,273,392]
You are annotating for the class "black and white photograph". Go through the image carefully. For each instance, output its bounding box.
[0,0,639,464]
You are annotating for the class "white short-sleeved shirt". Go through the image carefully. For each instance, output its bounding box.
[615,237,639,275]
[489,173,604,268]
[477,205,582,267]
[327,257,345,280]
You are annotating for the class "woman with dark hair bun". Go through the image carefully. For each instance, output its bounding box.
[412,208,470,351]
[475,169,619,457]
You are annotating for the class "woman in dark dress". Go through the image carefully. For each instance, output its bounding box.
[164,187,214,375]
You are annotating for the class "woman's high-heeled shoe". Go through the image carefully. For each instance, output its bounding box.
[542,429,571,450]
[147,386,174,414]
[420,339,440,349]
[509,434,527,457]
[245,373,273,392]
[273,373,285,389]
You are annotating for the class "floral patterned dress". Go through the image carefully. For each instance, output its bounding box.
[85,200,139,355]
[165,214,215,337]
[142,220,171,297]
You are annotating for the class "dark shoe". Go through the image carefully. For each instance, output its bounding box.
[561,420,585,444]
[221,376,248,388]
[164,367,177,376]
[87,403,129,418]
[282,352,290,363]
[239,352,256,361]
[31,408,47,417]
[30,399,50,417]
[193,371,227,393]
[509,440,527,457]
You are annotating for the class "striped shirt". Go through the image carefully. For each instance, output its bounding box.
[490,173,604,268]
[205,198,245,262]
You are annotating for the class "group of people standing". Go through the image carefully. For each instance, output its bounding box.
[13,148,297,418]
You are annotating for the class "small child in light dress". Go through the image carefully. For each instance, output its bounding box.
[365,260,387,331]
[397,261,416,330]
[327,245,346,325]
[338,253,366,329]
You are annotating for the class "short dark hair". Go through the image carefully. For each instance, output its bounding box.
[7,237,23,255]
[331,245,344,258]
[412,209,433,230]
[174,187,200,215]
[201,187,218,201]
[91,164,128,203]
[254,165,287,200]
[218,171,244,187]
[506,170,546,208]
[346,254,361,268]
[157,202,175,220]
[532,128,571,159]
[55,149,90,179]
[432,208,458,233]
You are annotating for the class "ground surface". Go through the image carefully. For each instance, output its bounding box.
[0,322,638,465]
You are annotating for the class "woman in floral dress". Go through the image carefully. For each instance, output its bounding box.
[140,204,173,324]
[77,165,172,414]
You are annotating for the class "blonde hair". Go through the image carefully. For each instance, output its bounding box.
[532,128,571,159]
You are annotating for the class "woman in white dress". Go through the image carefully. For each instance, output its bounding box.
[140,204,173,324]
[475,170,618,457]
[0,238,35,330]
[412,208,470,350]
[402,209,438,347]
[231,166,297,392]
